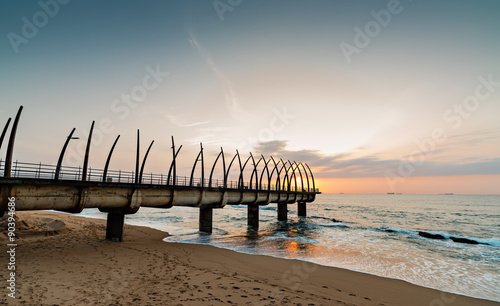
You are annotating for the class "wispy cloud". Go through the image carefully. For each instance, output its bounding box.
[165,114,209,128]
[185,134,233,147]
[199,126,233,132]
[188,31,247,120]
[186,134,217,145]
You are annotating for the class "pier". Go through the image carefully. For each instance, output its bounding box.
[0,106,320,241]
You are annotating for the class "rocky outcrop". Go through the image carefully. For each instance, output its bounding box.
[418,231,446,239]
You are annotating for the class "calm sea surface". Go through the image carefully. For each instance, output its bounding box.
[81,194,500,302]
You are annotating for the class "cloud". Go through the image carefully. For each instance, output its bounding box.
[253,140,289,155]
[199,127,232,132]
[165,114,209,128]
[188,31,248,120]
[252,140,500,178]
[186,134,217,145]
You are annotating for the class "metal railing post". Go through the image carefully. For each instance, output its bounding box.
[13,160,18,177]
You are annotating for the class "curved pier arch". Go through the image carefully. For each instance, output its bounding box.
[225,150,242,189]
[304,163,316,192]
[258,155,272,191]
[139,140,154,184]
[0,117,12,151]
[299,162,310,192]
[82,121,95,182]
[249,153,264,190]
[102,135,120,182]
[167,136,182,186]
[208,147,227,188]
[189,143,204,187]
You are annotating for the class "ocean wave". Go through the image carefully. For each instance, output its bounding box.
[156,216,183,223]
[473,238,500,247]
[260,206,277,211]
[309,216,342,223]
[416,231,493,246]
[374,228,495,247]
[377,228,416,235]
[318,224,349,229]
[367,226,497,247]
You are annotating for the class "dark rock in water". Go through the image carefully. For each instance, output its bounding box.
[331,218,342,223]
[450,237,480,245]
[418,232,490,245]
[418,231,446,240]
[384,229,396,233]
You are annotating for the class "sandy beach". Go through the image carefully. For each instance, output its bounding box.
[1,211,497,306]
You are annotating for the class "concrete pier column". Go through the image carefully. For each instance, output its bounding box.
[277,203,287,221]
[248,204,259,228]
[106,212,125,242]
[298,201,307,217]
[199,206,213,233]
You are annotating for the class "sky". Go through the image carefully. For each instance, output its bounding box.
[1,0,499,194]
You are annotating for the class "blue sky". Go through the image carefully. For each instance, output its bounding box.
[1,0,499,193]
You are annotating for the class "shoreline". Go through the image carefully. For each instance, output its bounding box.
[1,211,498,305]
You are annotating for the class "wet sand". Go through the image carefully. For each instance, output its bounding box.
[1,211,497,305]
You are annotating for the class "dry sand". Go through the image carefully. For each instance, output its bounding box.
[1,211,498,306]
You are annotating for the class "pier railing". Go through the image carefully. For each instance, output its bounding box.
[0,160,319,192]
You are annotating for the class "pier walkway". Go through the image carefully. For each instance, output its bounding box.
[0,106,320,241]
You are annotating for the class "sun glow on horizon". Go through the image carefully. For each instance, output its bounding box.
[315,175,500,195]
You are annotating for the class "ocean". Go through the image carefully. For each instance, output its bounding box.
[80,194,500,302]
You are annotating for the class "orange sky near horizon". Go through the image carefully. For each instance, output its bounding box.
[315,175,500,195]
